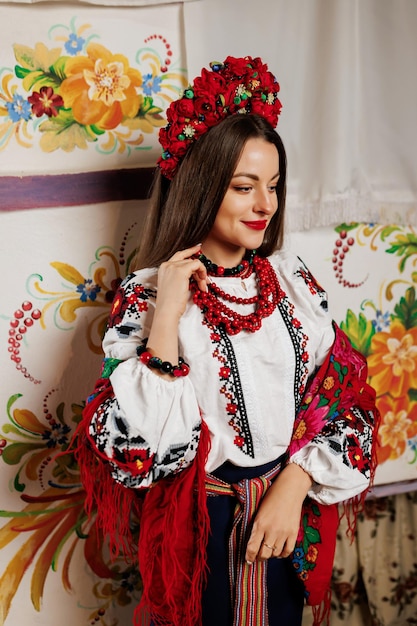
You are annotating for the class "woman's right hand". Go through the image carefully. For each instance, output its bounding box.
[145,245,208,370]
[155,244,209,322]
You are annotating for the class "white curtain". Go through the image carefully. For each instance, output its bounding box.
[184,0,417,231]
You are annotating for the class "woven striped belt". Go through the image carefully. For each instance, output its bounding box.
[205,460,283,626]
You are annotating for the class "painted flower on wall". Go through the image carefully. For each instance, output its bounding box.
[336,224,417,468]
[28,86,64,118]
[0,20,187,153]
[0,393,140,624]
[59,43,142,131]
[376,394,417,463]
[367,321,417,398]
[6,223,138,384]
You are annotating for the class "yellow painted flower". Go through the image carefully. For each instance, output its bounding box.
[368,320,417,397]
[376,394,417,463]
[60,43,142,130]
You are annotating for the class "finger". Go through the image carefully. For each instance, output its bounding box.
[276,539,295,559]
[245,532,264,565]
[170,243,202,261]
[258,540,276,562]
[192,267,209,292]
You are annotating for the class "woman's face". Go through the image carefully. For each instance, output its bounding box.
[202,137,279,266]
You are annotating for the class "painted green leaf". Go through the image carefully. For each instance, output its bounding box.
[15,65,31,79]
[335,223,359,234]
[90,124,106,136]
[50,56,70,81]
[378,225,402,241]
[409,388,417,402]
[30,74,62,93]
[340,309,375,355]
[393,287,417,330]
[386,233,417,273]
[2,442,44,465]
[6,393,23,419]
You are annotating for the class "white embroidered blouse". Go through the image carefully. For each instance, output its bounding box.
[88,250,371,504]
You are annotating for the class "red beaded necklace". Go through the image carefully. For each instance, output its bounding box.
[190,255,284,335]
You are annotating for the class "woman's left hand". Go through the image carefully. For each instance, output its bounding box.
[245,463,313,564]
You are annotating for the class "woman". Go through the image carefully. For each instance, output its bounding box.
[76,56,378,626]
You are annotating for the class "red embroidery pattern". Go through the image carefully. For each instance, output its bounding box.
[205,322,255,457]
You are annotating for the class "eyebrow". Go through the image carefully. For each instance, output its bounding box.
[232,171,280,182]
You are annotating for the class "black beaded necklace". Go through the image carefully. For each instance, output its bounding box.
[197,249,256,277]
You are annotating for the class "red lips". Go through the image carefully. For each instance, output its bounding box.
[242,220,268,231]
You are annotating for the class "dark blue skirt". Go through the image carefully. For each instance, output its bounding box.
[202,459,304,626]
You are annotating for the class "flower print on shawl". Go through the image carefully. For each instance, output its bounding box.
[286,323,379,620]
[289,323,377,480]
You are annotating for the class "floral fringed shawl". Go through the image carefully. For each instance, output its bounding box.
[73,324,379,626]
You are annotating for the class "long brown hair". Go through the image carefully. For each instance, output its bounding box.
[133,114,287,270]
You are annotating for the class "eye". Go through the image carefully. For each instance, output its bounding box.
[233,186,252,193]
[268,184,277,193]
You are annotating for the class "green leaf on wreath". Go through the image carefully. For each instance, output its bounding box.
[340,309,375,355]
[393,287,417,330]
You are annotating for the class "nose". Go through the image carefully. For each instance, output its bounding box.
[254,187,276,215]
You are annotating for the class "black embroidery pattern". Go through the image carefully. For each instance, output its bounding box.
[107,274,156,332]
[91,394,201,487]
[295,258,328,310]
[311,406,374,476]
[276,293,309,415]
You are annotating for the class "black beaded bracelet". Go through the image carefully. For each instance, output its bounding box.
[136,344,190,377]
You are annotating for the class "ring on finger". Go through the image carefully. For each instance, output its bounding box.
[262,541,276,550]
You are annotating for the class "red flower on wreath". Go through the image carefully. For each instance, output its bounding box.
[158,55,282,179]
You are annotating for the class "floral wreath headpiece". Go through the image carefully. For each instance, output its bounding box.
[157,55,282,180]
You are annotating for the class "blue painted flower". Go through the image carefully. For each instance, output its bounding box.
[142,73,162,96]
[372,310,391,332]
[42,422,71,448]
[6,94,31,122]
[64,33,85,55]
[76,279,101,302]
[408,435,417,453]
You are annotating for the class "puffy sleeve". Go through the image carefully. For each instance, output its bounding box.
[86,271,202,489]
[289,324,379,505]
